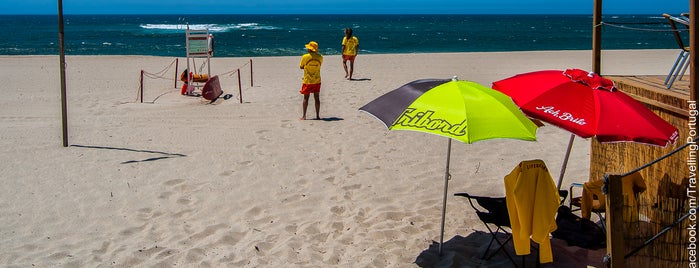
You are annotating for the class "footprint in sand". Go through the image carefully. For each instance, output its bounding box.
[136,245,167,259]
[284,224,298,234]
[176,197,192,205]
[172,209,194,218]
[219,170,234,176]
[296,178,308,186]
[184,248,206,263]
[189,223,228,241]
[164,179,185,186]
[136,207,160,221]
[91,241,110,257]
[158,191,173,199]
[341,184,361,191]
[330,206,345,215]
[245,206,263,217]
[353,150,368,156]
[216,231,246,247]
[119,223,147,237]
[280,119,293,128]
[330,222,344,232]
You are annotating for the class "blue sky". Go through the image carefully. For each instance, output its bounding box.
[0,0,688,15]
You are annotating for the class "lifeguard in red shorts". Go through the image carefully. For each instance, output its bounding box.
[299,41,323,120]
[341,28,359,80]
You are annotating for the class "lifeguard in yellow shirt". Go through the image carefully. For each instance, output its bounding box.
[299,41,323,120]
[341,28,359,80]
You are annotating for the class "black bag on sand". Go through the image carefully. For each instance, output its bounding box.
[552,205,606,249]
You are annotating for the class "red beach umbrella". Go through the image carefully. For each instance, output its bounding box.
[492,69,679,188]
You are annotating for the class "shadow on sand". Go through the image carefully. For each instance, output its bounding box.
[414,231,606,268]
[71,144,187,164]
[320,117,344,122]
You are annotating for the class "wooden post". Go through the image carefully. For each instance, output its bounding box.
[250,59,254,87]
[592,0,602,74]
[605,174,625,268]
[174,58,179,89]
[58,0,68,147]
[237,69,243,104]
[140,70,144,103]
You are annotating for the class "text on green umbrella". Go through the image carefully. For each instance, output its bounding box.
[392,108,467,136]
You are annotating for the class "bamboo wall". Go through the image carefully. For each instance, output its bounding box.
[591,76,691,267]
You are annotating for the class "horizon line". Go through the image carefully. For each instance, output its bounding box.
[0,13,670,16]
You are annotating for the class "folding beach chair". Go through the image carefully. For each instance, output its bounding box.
[455,191,569,267]
[662,13,690,89]
[454,192,517,266]
[569,171,647,232]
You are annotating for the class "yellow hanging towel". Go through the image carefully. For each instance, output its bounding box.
[504,159,560,264]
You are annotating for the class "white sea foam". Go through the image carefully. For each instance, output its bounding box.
[140,23,279,32]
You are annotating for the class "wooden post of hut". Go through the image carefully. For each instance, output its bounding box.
[606,174,625,267]
[592,0,602,74]
[592,1,696,266]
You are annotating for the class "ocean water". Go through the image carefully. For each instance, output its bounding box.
[0,14,681,57]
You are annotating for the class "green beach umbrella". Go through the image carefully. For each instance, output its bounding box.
[359,78,538,256]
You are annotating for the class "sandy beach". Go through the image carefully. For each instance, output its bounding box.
[0,49,679,267]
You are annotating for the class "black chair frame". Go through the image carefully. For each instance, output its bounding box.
[454,192,518,266]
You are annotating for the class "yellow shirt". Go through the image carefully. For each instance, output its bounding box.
[504,159,560,264]
[342,36,359,56]
[300,52,323,84]
[580,172,646,221]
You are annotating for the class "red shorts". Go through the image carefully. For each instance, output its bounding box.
[342,55,356,61]
[300,83,321,94]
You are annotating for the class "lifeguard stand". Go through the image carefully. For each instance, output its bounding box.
[184,23,213,93]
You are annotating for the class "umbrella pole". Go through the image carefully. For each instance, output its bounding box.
[557,134,575,190]
[438,138,452,256]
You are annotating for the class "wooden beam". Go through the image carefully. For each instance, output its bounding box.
[627,93,689,117]
[592,0,602,74]
[58,0,68,147]
[606,174,625,268]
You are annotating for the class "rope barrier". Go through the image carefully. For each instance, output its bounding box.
[138,58,254,103]
[150,90,172,103]
[595,21,688,33]
[143,58,178,78]
[142,72,173,80]
[219,61,251,77]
